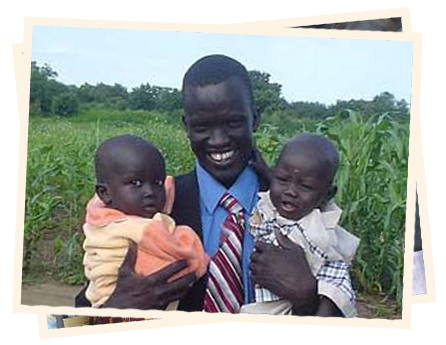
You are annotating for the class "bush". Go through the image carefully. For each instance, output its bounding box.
[52,93,80,117]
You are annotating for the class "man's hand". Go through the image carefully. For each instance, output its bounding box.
[315,296,342,317]
[250,230,318,315]
[248,147,272,192]
[102,241,197,310]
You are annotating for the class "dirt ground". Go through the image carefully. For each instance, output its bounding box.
[21,281,401,319]
[21,280,81,307]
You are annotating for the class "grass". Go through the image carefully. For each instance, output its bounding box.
[23,109,409,315]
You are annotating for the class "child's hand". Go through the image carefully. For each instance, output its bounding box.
[248,147,272,192]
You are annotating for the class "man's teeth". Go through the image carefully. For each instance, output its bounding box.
[210,151,234,162]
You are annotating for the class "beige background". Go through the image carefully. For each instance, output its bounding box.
[12,7,436,339]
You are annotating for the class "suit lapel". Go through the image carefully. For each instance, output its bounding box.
[172,169,203,240]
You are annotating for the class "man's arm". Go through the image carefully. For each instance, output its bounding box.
[316,260,357,317]
[74,284,91,308]
[248,147,272,192]
[315,296,343,317]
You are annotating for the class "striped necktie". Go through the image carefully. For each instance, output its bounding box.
[203,192,245,313]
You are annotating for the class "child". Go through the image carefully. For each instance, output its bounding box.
[241,133,360,317]
[83,135,208,308]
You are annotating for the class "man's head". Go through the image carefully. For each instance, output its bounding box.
[182,54,260,188]
[270,133,339,221]
[95,135,166,218]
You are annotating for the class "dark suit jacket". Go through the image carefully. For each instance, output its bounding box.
[171,170,209,311]
[74,170,208,311]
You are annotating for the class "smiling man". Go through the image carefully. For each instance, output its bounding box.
[76,55,354,316]
[170,55,353,315]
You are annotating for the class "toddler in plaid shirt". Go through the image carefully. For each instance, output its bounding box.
[241,133,360,316]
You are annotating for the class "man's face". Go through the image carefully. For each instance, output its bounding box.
[183,76,259,188]
[270,145,331,221]
[102,148,167,218]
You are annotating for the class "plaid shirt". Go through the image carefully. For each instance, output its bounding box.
[252,221,356,309]
[249,193,358,317]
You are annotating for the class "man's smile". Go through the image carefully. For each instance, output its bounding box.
[207,149,236,166]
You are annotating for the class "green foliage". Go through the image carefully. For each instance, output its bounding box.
[127,83,156,110]
[55,232,85,284]
[249,70,285,113]
[24,110,408,308]
[30,61,68,115]
[30,61,409,127]
[317,112,408,307]
[254,124,286,165]
[52,92,80,117]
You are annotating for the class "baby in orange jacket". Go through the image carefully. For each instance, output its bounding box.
[83,135,208,308]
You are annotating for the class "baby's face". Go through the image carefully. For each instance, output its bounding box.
[106,149,166,218]
[270,145,331,221]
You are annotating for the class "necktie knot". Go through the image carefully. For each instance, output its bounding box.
[219,192,244,216]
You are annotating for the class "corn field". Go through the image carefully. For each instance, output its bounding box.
[24,109,408,308]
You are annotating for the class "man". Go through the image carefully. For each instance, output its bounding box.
[76,54,354,316]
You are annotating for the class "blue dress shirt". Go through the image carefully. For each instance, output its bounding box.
[195,161,258,304]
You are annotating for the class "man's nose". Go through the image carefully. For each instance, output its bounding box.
[208,127,230,147]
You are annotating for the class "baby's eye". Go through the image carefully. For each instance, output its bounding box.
[192,123,208,133]
[301,184,314,191]
[275,176,288,184]
[154,179,164,186]
[130,179,142,187]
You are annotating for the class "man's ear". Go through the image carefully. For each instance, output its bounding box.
[182,114,191,137]
[252,108,262,132]
[96,183,112,206]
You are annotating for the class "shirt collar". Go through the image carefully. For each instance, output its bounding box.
[196,160,259,214]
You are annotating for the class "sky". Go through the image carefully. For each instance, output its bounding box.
[31,26,414,105]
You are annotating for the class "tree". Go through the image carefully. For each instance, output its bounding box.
[127,83,156,110]
[151,86,182,112]
[248,70,284,114]
[30,61,67,115]
[288,101,329,119]
[52,92,80,117]
[370,92,397,115]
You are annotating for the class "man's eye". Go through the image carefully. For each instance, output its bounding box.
[228,120,243,129]
[130,180,142,187]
